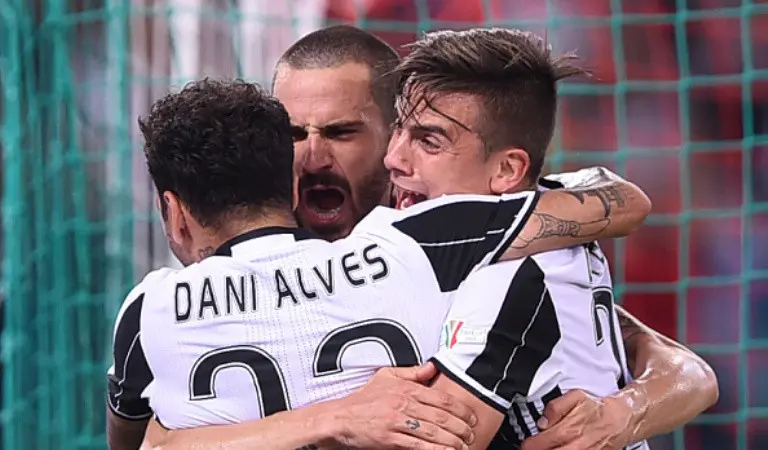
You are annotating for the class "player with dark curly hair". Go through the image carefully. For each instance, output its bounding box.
[106,77,651,450]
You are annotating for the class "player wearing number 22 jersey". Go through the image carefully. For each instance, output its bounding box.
[112,191,541,428]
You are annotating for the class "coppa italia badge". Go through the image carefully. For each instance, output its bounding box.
[440,320,464,349]
[439,320,490,350]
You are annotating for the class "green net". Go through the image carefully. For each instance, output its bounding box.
[1,1,767,449]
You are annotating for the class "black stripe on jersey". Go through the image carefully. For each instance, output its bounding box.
[526,399,542,425]
[392,195,536,292]
[214,226,317,256]
[510,402,532,438]
[465,258,561,402]
[107,294,154,420]
[493,385,564,445]
[537,177,564,190]
[541,385,563,404]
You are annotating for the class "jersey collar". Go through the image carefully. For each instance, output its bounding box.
[214,227,317,256]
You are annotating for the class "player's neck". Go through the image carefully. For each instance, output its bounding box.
[200,208,298,255]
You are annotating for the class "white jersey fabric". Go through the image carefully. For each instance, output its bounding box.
[107,191,539,428]
[432,178,650,450]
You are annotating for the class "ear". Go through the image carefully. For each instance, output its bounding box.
[488,148,531,195]
[162,191,191,245]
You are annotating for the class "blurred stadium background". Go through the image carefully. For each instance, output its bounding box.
[0,0,767,449]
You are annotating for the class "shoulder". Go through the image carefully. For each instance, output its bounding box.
[142,257,238,290]
[352,205,404,233]
[457,249,586,299]
[447,261,527,308]
[458,259,527,287]
[138,260,229,314]
[113,268,177,334]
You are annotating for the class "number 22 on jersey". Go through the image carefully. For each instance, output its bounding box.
[188,318,422,417]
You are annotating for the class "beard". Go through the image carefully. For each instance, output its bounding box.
[294,165,390,241]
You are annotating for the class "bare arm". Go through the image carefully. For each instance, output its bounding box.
[108,410,149,450]
[523,307,719,449]
[141,364,476,450]
[428,375,505,450]
[613,306,719,443]
[141,402,339,450]
[503,167,651,261]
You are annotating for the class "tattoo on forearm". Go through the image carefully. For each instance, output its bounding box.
[565,185,627,218]
[534,212,582,238]
[511,212,609,250]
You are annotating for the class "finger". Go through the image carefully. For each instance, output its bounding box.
[539,390,585,429]
[405,384,478,427]
[520,433,560,450]
[520,426,575,450]
[403,403,475,445]
[394,414,469,450]
[389,362,438,383]
[381,432,467,450]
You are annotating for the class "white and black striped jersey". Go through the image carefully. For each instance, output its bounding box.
[431,182,650,450]
[107,192,539,428]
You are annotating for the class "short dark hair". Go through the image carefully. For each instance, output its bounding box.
[275,25,400,125]
[394,28,588,179]
[140,79,294,228]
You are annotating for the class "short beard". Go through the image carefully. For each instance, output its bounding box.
[295,164,390,241]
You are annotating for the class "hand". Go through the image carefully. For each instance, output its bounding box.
[331,362,477,450]
[520,390,633,450]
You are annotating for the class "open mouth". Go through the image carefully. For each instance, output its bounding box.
[394,187,428,210]
[302,186,347,222]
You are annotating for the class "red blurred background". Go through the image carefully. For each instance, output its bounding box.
[325,0,768,448]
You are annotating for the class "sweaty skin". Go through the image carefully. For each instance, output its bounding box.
[518,174,719,450]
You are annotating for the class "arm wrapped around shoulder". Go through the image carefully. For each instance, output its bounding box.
[501,166,652,261]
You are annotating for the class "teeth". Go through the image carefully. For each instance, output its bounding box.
[314,207,342,219]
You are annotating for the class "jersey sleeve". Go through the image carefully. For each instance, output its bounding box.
[382,191,539,292]
[540,167,607,190]
[430,257,563,412]
[106,291,153,420]
[106,269,173,420]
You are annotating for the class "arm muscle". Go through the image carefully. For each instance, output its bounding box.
[612,306,719,443]
[108,408,149,450]
[140,402,339,450]
[429,375,505,449]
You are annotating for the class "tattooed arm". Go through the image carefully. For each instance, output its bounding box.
[501,166,651,261]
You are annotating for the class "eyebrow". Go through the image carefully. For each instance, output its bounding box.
[293,120,366,130]
[410,123,451,140]
[322,120,365,130]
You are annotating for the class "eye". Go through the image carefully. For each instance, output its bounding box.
[324,128,356,140]
[417,136,441,153]
[291,126,308,142]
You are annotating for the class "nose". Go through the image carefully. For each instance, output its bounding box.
[383,130,413,177]
[298,133,334,174]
